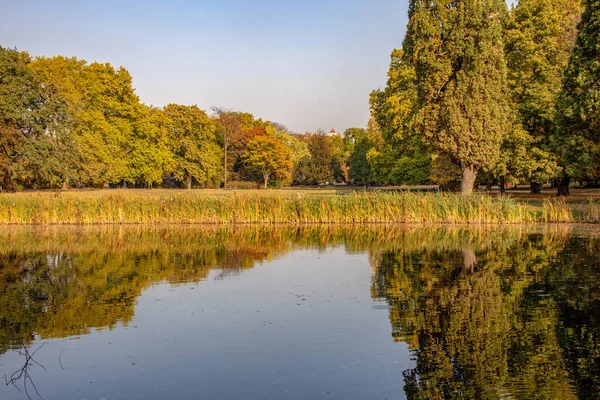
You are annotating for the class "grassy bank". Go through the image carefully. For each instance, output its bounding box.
[0,191,597,224]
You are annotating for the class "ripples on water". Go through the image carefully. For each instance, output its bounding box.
[0,225,598,399]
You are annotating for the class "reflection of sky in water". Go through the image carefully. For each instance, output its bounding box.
[0,247,411,400]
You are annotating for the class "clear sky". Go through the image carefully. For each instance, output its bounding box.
[1,0,409,133]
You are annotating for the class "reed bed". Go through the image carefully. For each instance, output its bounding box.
[0,191,587,225]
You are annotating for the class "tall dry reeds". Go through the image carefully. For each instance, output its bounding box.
[0,192,583,225]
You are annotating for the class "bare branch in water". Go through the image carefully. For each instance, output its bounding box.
[58,349,67,370]
[3,343,46,400]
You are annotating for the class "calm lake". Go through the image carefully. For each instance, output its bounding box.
[0,225,599,400]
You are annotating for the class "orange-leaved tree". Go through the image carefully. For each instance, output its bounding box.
[242,136,292,189]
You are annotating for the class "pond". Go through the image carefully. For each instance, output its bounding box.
[0,225,598,400]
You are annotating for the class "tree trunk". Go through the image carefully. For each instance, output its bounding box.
[556,176,571,197]
[500,176,506,194]
[263,173,269,190]
[530,182,542,195]
[186,175,192,190]
[62,179,69,190]
[223,143,228,189]
[460,165,478,195]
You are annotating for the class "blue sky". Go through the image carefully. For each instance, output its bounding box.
[1,0,409,133]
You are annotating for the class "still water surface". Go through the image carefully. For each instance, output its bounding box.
[0,226,599,399]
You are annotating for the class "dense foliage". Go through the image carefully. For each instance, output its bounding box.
[555,0,600,193]
[242,135,293,188]
[1,0,597,194]
[504,0,583,193]
[0,49,323,190]
[406,0,511,195]
[366,0,592,195]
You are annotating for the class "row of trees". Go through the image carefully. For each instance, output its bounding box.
[0,50,224,190]
[0,46,374,190]
[365,0,599,195]
[212,111,352,188]
[3,0,598,193]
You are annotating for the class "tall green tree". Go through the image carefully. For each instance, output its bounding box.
[370,49,418,148]
[505,0,583,193]
[346,128,373,185]
[369,50,433,186]
[404,0,511,194]
[28,56,88,188]
[328,133,351,183]
[268,123,310,186]
[165,104,222,189]
[128,106,173,187]
[301,133,336,185]
[74,63,139,186]
[555,0,600,195]
[0,47,41,190]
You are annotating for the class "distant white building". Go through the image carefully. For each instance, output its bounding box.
[328,129,341,137]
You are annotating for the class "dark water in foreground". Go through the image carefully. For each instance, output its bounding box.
[0,226,599,400]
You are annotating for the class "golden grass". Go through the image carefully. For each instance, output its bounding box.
[5,187,355,199]
[0,191,591,225]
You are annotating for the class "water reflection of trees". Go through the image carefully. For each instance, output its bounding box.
[0,225,598,399]
[371,229,600,399]
[549,238,600,398]
[0,226,299,354]
[0,225,527,354]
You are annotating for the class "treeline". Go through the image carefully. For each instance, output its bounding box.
[364,0,599,195]
[2,0,599,194]
[0,52,222,190]
[0,49,359,190]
